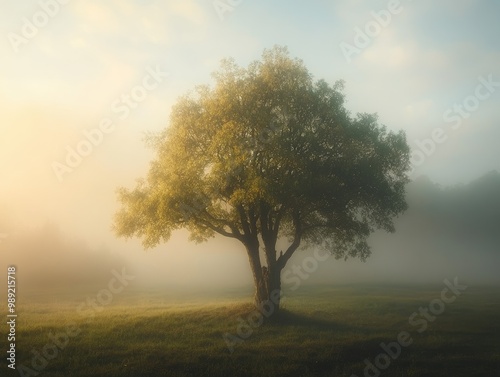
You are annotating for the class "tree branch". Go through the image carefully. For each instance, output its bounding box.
[201,209,242,238]
[277,209,302,270]
[272,204,286,241]
[237,204,252,237]
[198,219,244,241]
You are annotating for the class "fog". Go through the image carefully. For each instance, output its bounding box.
[1,1,499,297]
[1,170,499,294]
[302,172,500,287]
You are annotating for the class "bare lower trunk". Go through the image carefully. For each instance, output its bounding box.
[254,264,282,319]
[255,267,281,304]
[245,242,283,321]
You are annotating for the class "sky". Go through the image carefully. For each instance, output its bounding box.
[0,0,499,290]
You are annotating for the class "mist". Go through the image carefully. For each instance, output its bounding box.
[2,170,499,296]
[1,0,499,299]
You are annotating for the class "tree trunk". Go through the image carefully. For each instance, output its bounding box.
[244,231,282,319]
[245,242,283,321]
[254,264,282,320]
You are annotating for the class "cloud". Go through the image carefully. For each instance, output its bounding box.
[169,1,207,26]
[73,1,121,34]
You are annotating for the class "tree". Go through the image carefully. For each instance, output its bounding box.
[113,46,410,317]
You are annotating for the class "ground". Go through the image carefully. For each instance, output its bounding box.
[2,284,499,377]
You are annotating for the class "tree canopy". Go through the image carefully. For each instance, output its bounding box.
[114,46,410,309]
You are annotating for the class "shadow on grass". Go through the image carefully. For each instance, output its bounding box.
[257,308,358,333]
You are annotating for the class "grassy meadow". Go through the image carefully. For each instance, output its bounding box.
[2,284,499,377]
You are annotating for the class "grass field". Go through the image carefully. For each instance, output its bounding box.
[2,284,499,377]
